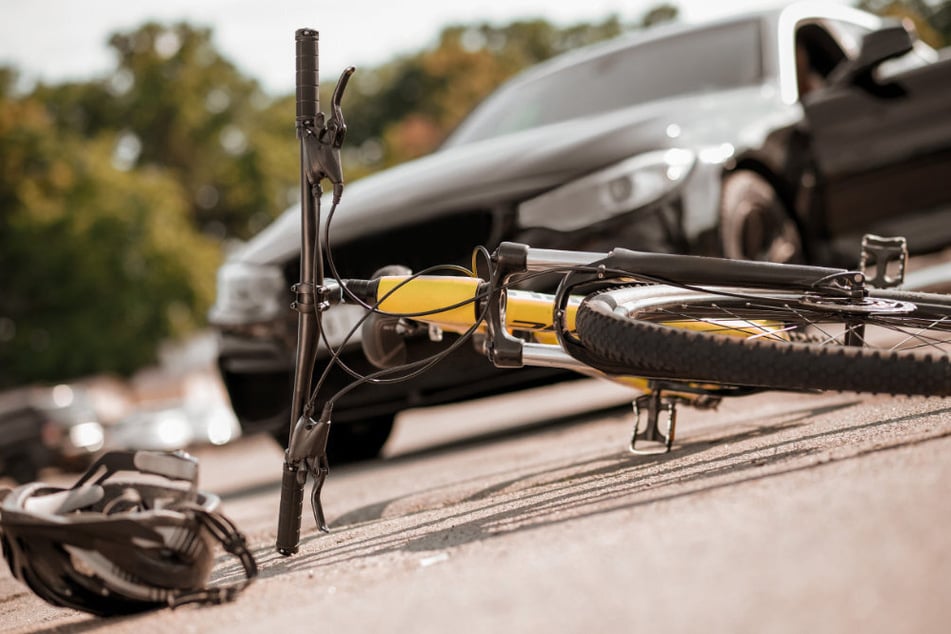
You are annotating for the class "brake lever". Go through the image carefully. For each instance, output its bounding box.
[326,66,354,148]
[278,414,330,540]
[302,66,355,203]
[286,414,332,534]
[306,454,330,533]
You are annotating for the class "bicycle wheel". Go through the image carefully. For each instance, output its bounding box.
[574,284,951,396]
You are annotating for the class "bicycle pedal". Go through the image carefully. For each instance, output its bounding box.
[630,392,676,455]
[859,234,907,288]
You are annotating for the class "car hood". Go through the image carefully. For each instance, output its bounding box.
[235,85,775,265]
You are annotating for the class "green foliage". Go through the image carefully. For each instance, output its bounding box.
[32,23,299,240]
[0,22,297,386]
[0,88,219,387]
[856,0,950,46]
[105,24,284,239]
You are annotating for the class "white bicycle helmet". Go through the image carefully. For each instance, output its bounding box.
[0,450,257,616]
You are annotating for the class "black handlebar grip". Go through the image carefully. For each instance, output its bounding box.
[276,461,305,555]
[295,28,319,126]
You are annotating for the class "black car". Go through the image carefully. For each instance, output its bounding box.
[209,3,951,460]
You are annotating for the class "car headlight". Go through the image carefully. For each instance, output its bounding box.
[208,260,287,326]
[68,421,105,452]
[517,148,695,232]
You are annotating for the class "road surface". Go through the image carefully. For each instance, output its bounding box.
[2,380,949,633]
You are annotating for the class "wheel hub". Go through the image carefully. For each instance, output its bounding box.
[798,294,917,314]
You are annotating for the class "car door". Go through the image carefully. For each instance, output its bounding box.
[803,33,951,253]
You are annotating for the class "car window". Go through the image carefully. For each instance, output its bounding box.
[796,23,848,78]
[794,22,849,97]
[445,18,763,147]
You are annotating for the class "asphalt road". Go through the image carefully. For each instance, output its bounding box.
[2,379,950,633]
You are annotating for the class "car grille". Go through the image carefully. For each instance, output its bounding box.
[282,209,500,283]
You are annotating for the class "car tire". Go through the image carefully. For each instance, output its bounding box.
[719,171,804,263]
[270,414,395,464]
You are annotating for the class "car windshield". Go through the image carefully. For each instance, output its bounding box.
[445,18,764,147]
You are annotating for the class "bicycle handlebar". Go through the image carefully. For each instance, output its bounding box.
[278,27,323,557]
[276,463,305,555]
[279,27,356,556]
[295,29,320,129]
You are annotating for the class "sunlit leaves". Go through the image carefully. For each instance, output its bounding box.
[0,90,218,386]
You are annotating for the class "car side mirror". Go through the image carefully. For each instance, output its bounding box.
[830,21,915,86]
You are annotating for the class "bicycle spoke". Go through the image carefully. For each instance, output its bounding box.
[636,289,951,359]
[870,314,951,353]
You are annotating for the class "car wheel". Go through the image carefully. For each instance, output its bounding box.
[719,171,804,263]
[270,414,395,464]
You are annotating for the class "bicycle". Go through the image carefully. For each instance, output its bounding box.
[276,29,951,556]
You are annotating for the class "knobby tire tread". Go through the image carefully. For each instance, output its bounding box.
[575,299,951,397]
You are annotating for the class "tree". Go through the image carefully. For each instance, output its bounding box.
[856,0,950,46]
[0,79,219,387]
[641,4,679,28]
[35,23,299,240]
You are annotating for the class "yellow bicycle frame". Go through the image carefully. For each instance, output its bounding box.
[369,275,788,395]
[373,275,782,339]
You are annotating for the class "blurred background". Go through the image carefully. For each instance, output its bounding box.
[0,0,948,481]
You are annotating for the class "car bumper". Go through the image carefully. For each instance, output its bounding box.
[216,331,571,436]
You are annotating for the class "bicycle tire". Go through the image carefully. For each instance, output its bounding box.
[574,285,951,396]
